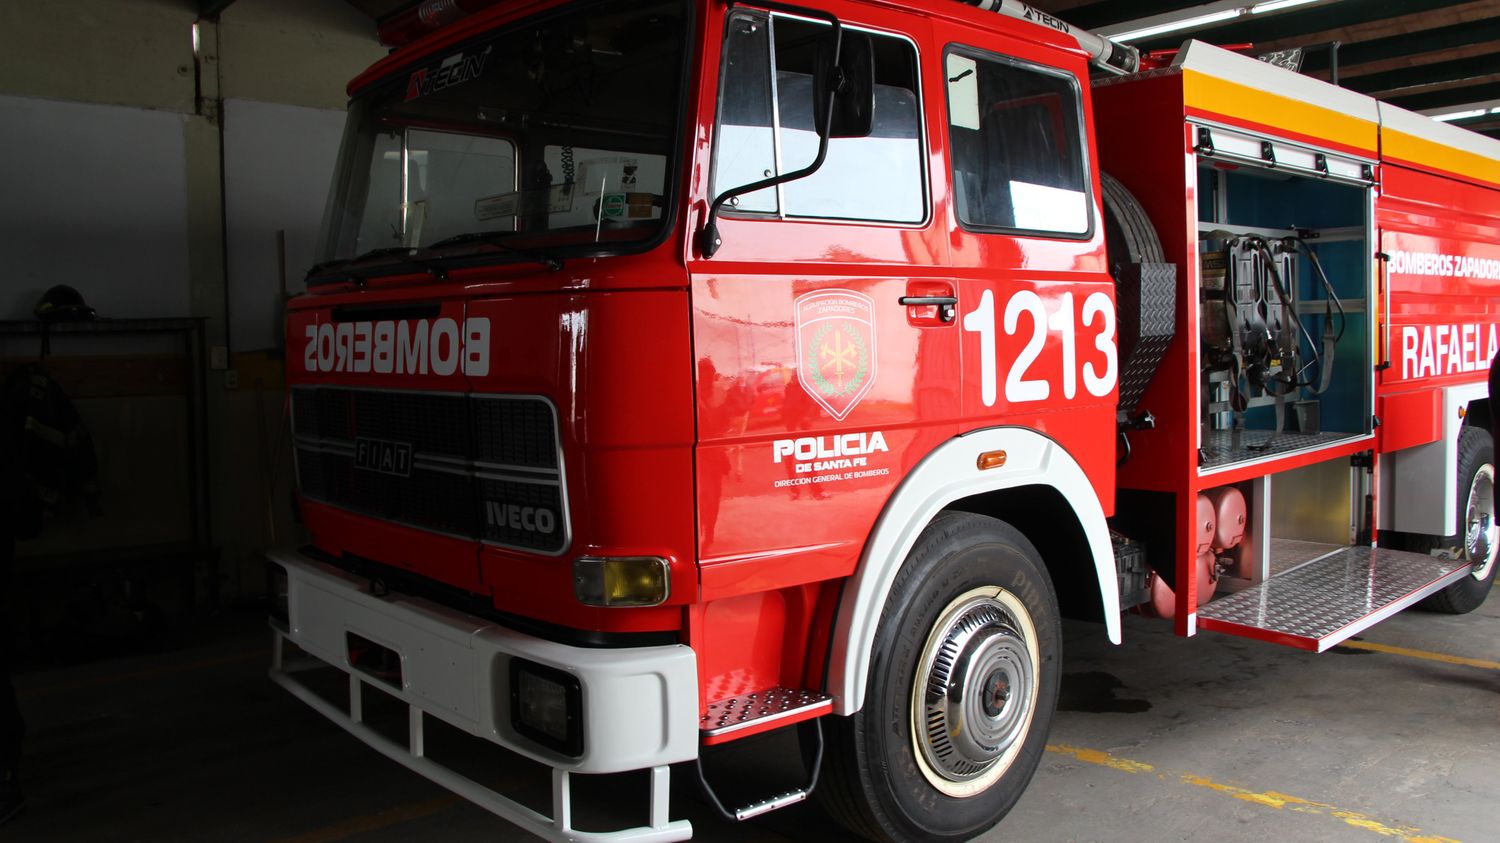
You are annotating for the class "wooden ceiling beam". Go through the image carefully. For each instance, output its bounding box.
[1132,0,1476,52]
[1387,79,1500,111]
[1342,54,1500,94]
[1300,16,1500,72]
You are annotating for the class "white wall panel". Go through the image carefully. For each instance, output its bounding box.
[222,97,346,351]
[0,94,190,320]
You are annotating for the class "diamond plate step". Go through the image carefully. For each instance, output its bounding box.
[1197,545,1472,652]
[700,688,831,745]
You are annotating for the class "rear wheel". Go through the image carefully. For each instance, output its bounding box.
[1388,426,1497,613]
[818,512,1060,842]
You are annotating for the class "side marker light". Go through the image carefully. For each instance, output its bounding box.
[977,450,1008,471]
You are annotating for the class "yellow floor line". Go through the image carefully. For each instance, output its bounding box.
[1046,744,1460,843]
[1047,743,1155,774]
[1336,639,1500,671]
[273,795,461,843]
[17,649,266,700]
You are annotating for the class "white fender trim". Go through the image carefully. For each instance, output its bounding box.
[1380,380,1490,536]
[827,427,1120,716]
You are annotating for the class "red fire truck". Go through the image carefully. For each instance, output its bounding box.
[267,0,1500,839]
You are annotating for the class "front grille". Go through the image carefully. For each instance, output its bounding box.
[292,386,568,554]
[294,388,470,459]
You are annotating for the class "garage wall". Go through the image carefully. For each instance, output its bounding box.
[223,99,347,352]
[0,0,385,599]
[0,95,192,320]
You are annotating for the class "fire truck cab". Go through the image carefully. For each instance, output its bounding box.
[268,0,1500,840]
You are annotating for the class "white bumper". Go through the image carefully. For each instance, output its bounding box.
[268,548,698,841]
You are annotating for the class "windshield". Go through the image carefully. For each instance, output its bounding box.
[317,0,686,265]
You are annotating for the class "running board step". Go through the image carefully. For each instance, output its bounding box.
[1197,545,1471,652]
[696,715,824,823]
[700,687,831,746]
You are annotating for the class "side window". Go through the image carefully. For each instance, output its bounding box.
[945,49,1090,236]
[711,11,924,224]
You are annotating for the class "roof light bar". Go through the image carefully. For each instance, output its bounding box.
[1250,0,1320,13]
[1431,109,1491,123]
[1108,0,1335,44]
[1112,9,1242,43]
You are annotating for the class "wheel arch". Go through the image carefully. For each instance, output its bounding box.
[827,426,1120,716]
[948,485,1105,628]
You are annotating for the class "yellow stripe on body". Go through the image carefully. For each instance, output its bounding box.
[1047,744,1461,843]
[1182,70,1378,156]
[1383,128,1500,190]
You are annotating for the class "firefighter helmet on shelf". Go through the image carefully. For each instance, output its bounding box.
[34,285,97,322]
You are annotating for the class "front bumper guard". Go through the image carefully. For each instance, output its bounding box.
[267,549,697,842]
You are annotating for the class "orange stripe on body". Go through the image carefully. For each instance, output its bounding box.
[1183,70,1378,158]
[1383,129,1500,191]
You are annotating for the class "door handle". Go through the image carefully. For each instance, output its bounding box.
[898,295,958,323]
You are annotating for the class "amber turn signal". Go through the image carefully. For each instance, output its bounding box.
[977,450,1008,470]
[573,556,671,607]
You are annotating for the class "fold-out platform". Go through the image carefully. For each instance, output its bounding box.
[1196,546,1472,651]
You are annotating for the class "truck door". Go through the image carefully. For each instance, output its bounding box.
[688,5,957,597]
[936,23,1118,498]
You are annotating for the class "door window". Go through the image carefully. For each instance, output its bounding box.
[945,48,1090,236]
[712,11,925,224]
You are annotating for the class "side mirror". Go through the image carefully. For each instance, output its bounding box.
[815,30,874,139]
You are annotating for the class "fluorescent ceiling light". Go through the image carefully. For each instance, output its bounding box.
[1251,0,1320,13]
[1432,109,1487,122]
[1113,9,1242,42]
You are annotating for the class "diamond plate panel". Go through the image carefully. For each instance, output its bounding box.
[1198,546,1470,649]
[1268,538,1343,576]
[1200,429,1360,470]
[701,688,832,738]
[1117,261,1176,418]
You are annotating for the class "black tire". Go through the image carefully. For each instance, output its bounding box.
[1100,171,1163,269]
[818,512,1061,842]
[1387,425,1497,613]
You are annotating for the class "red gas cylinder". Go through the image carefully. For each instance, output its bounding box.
[1205,485,1247,551]
[1195,492,1217,556]
[1149,491,1237,621]
[1147,551,1219,620]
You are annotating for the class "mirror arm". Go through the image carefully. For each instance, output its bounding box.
[700,10,844,258]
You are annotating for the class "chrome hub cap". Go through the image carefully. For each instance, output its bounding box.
[911,587,1039,797]
[1464,464,1496,581]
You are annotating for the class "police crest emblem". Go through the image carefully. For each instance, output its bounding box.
[795,289,877,420]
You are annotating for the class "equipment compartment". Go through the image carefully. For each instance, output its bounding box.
[1195,144,1374,471]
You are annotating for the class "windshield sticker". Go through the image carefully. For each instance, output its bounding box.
[406,46,493,102]
[475,191,521,222]
[794,290,877,420]
[475,184,574,221]
[548,184,575,213]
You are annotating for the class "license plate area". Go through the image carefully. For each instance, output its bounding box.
[347,632,404,689]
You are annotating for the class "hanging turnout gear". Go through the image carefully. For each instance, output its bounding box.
[0,365,101,539]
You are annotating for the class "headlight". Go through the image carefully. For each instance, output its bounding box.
[510,659,583,757]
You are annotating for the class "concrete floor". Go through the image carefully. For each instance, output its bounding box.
[5,594,1497,842]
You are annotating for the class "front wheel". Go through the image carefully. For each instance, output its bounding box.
[818,512,1060,842]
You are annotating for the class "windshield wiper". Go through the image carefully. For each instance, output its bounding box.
[306,246,449,283]
[426,231,563,271]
